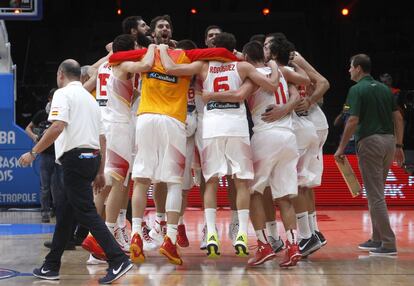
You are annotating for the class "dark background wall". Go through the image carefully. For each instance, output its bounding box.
[4,0,414,152]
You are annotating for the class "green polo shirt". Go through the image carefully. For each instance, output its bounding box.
[345,75,397,142]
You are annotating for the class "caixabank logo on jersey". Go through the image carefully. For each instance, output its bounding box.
[147,72,177,83]
[206,101,240,110]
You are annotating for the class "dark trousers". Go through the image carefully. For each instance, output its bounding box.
[39,153,56,214]
[357,134,396,249]
[44,148,127,270]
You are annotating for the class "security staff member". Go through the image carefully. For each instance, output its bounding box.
[19,59,132,284]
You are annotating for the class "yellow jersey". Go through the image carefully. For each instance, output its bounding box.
[138,49,191,123]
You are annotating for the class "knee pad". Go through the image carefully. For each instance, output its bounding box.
[165,183,182,213]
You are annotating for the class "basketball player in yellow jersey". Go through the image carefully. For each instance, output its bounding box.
[129,40,192,265]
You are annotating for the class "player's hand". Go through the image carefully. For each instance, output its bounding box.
[158,44,169,50]
[147,43,157,50]
[394,148,405,167]
[92,174,106,195]
[334,148,345,162]
[295,98,311,113]
[18,152,35,167]
[261,104,287,122]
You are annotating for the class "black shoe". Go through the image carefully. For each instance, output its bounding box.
[44,241,76,250]
[358,239,382,251]
[315,231,327,246]
[98,259,133,284]
[369,246,397,256]
[33,265,60,280]
[41,214,50,223]
[298,234,321,257]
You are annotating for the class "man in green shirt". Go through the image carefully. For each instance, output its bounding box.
[334,54,404,256]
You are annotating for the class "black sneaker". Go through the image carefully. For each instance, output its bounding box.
[315,231,327,246]
[369,246,397,257]
[33,265,60,280]
[98,259,133,284]
[298,234,321,257]
[358,239,382,251]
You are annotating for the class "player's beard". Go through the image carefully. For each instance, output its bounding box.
[137,32,153,48]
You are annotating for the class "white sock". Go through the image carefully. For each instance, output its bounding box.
[105,222,116,235]
[117,209,127,228]
[265,221,279,239]
[237,209,249,235]
[231,210,239,224]
[132,217,143,237]
[286,229,297,244]
[205,208,217,234]
[156,212,166,222]
[309,211,319,232]
[296,211,312,239]
[255,229,267,244]
[167,224,178,244]
[178,216,184,225]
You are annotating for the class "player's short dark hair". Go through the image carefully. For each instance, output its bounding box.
[176,39,197,50]
[351,54,371,73]
[122,16,143,34]
[204,25,222,40]
[249,34,266,46]
[150,15,173,33]
[269,39,295,66]
[242,41,264,63]
[266,32,287,42]
[213,32,236,52]
[112,34,136,53]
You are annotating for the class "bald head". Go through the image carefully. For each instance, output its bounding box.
[59,59,81,80]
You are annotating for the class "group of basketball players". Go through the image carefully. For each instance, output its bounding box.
[78,14,330,269]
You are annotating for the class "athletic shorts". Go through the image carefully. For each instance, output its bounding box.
[201,136,253,182]
[104,121,134,186]
[132,114,186,184]
[292,114,319,187]
[305,128,328,188]
[250,128,299,199]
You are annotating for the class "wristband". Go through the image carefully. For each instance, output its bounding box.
[396,144,404,149]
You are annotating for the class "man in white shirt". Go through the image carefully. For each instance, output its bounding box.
[19,59,132,284]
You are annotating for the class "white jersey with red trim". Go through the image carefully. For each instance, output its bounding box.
[248,66,292,132]
[202,61,248,138]
[96,61,112,107]
[106,74,134,123]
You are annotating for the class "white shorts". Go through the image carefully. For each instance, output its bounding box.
[183,135,195,190]
[132,114,186,184]
[186,112,197,137]
[250,128,299,199]
[201,136,254,182]
[292,114,319,187]
[104,122,134,186]
[305,128,328,188]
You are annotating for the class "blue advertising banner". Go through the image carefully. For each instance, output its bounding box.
[0,73,40,206]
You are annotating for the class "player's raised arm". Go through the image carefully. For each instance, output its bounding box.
[119,44,156,74]
[158,44,204,76]
[239,60,279,92]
